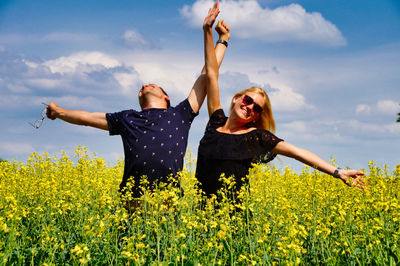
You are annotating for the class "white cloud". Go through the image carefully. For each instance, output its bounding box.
[124,50,201,98]
[347,120,400,134]
[356,104,371,115]
[26,78,62,89]
[356,100,399,116]
[269,85,313,111]
[377,100,400,115]
[113,72,142,95]
[7,84,31,93]
[181,0,346,46]
[122,29,149,47]
[18,51,142,97]
[46,95,105,109]
[42,51,121,74]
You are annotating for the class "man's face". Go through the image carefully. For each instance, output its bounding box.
[138,84,170,109]
[139,84,163,96]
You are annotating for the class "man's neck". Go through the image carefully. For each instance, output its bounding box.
[141,103,168,110]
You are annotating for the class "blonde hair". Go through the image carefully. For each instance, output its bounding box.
[229,86,276,133]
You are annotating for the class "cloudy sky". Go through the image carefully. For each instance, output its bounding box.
[1,0,399,172]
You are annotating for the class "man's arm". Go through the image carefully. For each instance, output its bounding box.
[187,19,230,114]
[46,102,109,131]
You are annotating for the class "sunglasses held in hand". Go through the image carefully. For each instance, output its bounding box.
[29,103,48,129]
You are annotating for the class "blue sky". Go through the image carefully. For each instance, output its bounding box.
[0,0,399,172]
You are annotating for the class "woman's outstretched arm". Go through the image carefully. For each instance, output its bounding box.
[272,141,367,189]
[203,0,222,117]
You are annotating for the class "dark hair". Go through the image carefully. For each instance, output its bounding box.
[159,87,171,108]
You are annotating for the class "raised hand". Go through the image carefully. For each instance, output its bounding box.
[337,169,368,190]
[203,0,220,30]
[215,20,230,41]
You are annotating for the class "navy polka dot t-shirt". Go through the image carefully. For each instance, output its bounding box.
[106,99,197,197]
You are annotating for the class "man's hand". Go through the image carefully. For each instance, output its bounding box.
[203,0,219,30]
[46,102,59,120]
[215,20,230,41]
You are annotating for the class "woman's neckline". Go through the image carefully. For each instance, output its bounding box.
[215,126,259,136]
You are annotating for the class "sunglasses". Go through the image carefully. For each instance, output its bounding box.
[242,95,263,114]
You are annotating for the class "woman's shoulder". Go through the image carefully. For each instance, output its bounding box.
[210,108,226,120]
[207,109,227,128]
[254,129,284,147]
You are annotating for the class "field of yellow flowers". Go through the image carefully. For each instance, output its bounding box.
[0,146,399,265]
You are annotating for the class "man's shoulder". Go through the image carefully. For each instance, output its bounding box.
[171,98,197,116]
[106,109,141,123]
[107,108,139,116]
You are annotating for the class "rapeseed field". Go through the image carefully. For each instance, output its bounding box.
[0,146,399,265]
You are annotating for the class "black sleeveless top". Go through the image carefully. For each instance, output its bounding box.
[195,109,283,196]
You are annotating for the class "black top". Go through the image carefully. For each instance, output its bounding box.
[195,109,283,197]
[106,99,198,197]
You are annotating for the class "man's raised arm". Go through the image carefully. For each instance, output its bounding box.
[46,102,108,131]
[188,18,230,114]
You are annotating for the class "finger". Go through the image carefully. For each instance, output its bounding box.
[341,177,351,187]
[355,180,366,190]
[356,176,366,182]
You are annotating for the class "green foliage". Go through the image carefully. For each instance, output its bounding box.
[397,112,400,122]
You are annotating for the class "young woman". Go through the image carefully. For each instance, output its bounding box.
[196,1,366,197]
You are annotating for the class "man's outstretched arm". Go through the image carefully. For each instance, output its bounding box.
[188,19,230,114]
[46,102,108,131]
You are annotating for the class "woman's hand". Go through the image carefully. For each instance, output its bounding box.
[215,20,230,41]
[203,0,220,30]
[337,169,368,190]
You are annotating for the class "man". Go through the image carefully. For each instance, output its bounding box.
[46,18,230,199]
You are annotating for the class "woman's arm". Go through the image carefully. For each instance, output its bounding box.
[46,102,108,131]
[272,141,367,189]
[203,1,222,117]
[188,20,230,114]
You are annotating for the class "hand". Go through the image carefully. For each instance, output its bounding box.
[203,0,220,30]
[46,102,59,120]
[337,169,368,190]
[215,20,230,41]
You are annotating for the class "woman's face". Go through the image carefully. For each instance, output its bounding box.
[232,91,264,123]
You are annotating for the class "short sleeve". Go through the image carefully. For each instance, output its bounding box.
[257,131,283,163]
[174,99,198,123]
[106,111,125,136]
[260,131,283,149]
[206,109,227,131]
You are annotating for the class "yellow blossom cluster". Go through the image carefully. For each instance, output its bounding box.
[0,146,399,264]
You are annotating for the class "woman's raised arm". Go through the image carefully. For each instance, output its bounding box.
[203,1,222,117]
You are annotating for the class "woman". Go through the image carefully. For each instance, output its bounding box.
[196,1,366,197]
